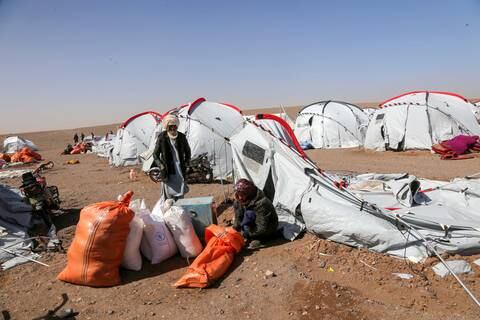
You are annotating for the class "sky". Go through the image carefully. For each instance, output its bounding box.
[0,0,479,133]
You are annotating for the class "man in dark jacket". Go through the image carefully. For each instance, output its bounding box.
[233,178,279,249]
[153,114,191,200]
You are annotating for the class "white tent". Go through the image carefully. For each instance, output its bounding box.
[294,100,370,149]
[364,91,480,151]
[3,136,38,153]
[362,108,378,120]
[229,122,480,261]
[142,98,244,179]
[92,134,116,158]
[109,111,161,166]
[247,114,305,157]
[470,102,480,124]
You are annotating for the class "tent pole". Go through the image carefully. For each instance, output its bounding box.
[0,247,49,267]
[392,213,480,309]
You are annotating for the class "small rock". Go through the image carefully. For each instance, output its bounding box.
[265,270,276,278]
[107,310,115,315]
[219,309,225,314]
[225,294,231,299]
[150,312,156,316]
[302,311,308,316]
[319,261,326,268]
[335,293,341,298]
[315,305,320,310]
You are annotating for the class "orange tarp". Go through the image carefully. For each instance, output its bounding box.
[57,191,134,287]
[10,147,42,163]
[174,224,244,288]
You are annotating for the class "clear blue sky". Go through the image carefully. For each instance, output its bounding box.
[1,0,479,133]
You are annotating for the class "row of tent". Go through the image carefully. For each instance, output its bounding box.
[295,91,480,150]
[99,91,480,179]
[100,99,480,260]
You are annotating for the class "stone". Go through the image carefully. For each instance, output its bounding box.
[265,270,276,278]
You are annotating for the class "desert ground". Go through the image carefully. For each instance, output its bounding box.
[1,107,480,320]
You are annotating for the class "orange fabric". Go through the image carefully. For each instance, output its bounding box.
[0,153,11,162]
[174,225,244,288]
[57,191,134,287]
[10,147,42,163]
[70,143,86,154]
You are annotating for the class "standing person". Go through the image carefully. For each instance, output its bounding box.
[80,132,85,141]
[73,133,79,144]
[232,178,279,249]
[90,132,94,140]
[153,114,191,201]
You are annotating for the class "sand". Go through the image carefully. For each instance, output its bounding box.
[0,115,479,319]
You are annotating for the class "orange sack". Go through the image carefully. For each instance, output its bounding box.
[57,191,134,287]
[174,224,244,288]
[10,147,42,163]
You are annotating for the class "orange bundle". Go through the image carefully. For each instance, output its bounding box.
[0,153,11,163]
[57,191,134,287]
[70,143,85,154]
[174,224,244,288]
[10,147,42,163]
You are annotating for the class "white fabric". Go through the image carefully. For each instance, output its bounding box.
[109,113,159,166]
[365,92,480,151]
[176,100,244,179]
[92,135,116,158]
[432,260,472,277]
[3,136,38,153]
[140,201,177,264]
[229,123,480,260]
[162,205,203,258]
[121,216,144,271]
[249,116,297,150]
[294,101,369,149]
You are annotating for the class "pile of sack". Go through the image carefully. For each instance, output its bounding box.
[0,147,42,164]
[57,191,243,288]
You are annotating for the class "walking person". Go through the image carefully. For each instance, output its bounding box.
[153,114,191,201]
[73,133,79,144]
[80,132,85,141]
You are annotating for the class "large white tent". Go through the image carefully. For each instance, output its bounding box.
[3,136,38,153]
[142,98,244,179]
[294,100,370,149]
[229,121,480,261]
[109,111,161,166]
[364,91,480,151]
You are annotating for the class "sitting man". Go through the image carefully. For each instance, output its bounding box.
[232,178,278,249]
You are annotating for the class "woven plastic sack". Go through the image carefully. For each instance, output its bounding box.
[174,224,244,288]
[140,201,177,264]
[57,191,134,287]
[163,204,203,258]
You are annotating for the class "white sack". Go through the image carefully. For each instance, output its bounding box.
[163,205,203,258]
[140,200,177,264]
[121,216,144,270]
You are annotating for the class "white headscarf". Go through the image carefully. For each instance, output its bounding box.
[162,114,180,138]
